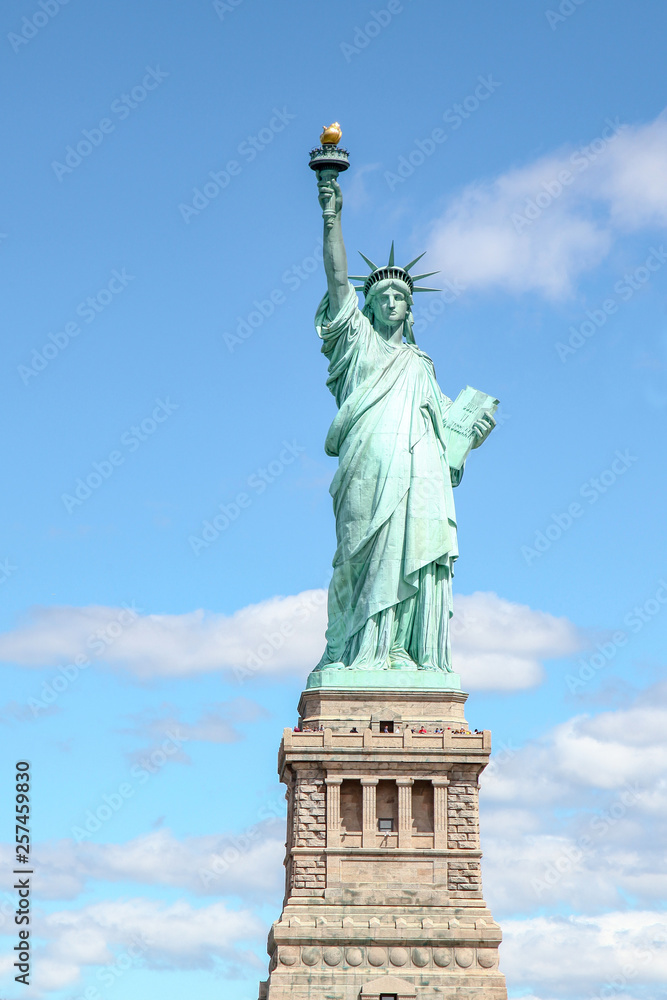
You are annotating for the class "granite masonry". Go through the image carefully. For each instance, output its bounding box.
[258,685,507,1000]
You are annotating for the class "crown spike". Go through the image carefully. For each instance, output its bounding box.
[403,252,427,272]
[355,246,440,298]
[358,251,378,271]
[410,270,440,281]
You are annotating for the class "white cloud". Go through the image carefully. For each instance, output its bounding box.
[0,685,664,998]
[480,684,667,918]
[483,682,667,803]
[0,591,327,680]
[452,591,583,690]
[501,911,667,997]
[16,898,264,993]
[0,590,582,690]
[120,698,268,763]
[3,823,285,901]
[427,112,667,298]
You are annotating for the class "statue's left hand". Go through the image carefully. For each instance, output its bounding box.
[471,411,496,449]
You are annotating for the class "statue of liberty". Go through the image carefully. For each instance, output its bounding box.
[310,145,497,683]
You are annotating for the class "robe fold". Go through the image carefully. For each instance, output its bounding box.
[315,284,462,673]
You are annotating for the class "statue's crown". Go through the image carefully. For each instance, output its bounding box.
[350,242,440,297]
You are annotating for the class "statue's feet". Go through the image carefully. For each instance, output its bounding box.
[388,647,418,670]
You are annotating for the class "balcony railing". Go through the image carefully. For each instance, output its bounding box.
[282,728,491,751]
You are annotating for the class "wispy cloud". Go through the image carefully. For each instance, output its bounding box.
[0,822,285,902]
[501,911,667,997]
[0,591,583,689]
[11,897,264,993]
[454,591,582,690]
[427,112,667,298]
[481,682,667,917]
[120,699,268,763]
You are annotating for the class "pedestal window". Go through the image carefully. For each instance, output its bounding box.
[340,779,362,845]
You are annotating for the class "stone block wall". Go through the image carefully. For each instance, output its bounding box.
[448,859,482,894]
[290,854,326,891]
[447,769,480,850]
[293,769,326,848]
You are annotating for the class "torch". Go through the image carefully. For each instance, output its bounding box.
[309,123,349,228]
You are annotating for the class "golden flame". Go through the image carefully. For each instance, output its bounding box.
[320,122,342,145]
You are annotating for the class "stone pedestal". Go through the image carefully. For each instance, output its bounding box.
[258,685,507,1000]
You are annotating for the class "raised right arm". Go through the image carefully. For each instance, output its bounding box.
[317,173,349,317]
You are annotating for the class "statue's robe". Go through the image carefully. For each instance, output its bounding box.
[315,284,461,673]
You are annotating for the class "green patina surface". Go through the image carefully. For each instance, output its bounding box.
[306,666,462,691]
[308,158,497,691]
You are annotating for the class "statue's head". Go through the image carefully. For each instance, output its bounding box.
[362,278,415,344]
[351,243,440,346]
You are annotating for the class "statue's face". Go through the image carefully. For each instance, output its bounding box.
[372,281,409,327]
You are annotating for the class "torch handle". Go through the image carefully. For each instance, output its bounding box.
[318,167,339,226]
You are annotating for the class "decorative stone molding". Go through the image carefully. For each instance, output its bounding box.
[367,946,387,967]
[262,688,507,998]
[456,947,474,968]
[360,974,417,998]
[361,777,379,848]
[478,947,499,968]
[389,946,409,966]
[323,946,343,966]
[272,944,500,971]
[432,776,449,849]
[325,774,343,848]
[396,777,414,849]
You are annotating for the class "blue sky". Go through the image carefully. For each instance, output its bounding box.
[1,1,667,998]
